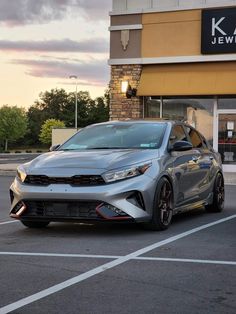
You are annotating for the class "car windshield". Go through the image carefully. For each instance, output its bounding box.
[59,122,167,151]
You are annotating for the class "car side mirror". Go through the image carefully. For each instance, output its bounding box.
[49,144,60,152]
[170,141,193,152]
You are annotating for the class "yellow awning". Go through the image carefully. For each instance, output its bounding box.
[137,62,236,96]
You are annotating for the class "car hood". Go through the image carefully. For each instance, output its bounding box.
[24,149,160,176]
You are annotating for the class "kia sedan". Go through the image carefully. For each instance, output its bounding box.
[9,120,224,231]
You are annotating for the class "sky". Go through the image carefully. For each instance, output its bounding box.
[0,0,112,108]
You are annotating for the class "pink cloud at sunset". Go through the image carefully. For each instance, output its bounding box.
[0,0,112,108]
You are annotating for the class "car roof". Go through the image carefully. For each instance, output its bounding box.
[90,120,176,127]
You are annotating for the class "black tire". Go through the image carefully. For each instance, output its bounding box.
[144,177,173,231]
[205,172,224,213]
[21,221,50,228]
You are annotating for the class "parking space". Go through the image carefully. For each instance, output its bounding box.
[0,177,235,313]
[0,255,111,308]
[19,259,234,314]
[142,218,236,261]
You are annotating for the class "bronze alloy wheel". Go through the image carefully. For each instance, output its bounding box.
[216,173,225,208]
[206,172,225,213]
[158,179,173,227]
[144,177,173,231]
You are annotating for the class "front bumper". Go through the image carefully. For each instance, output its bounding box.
[10,174,157,223]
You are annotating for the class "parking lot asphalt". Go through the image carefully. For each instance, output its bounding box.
[0,176,235,314]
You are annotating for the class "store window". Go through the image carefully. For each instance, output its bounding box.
[144,97,161,118]
[218,113,236,164]
[144,97,214,145]
[218,98,236,109]
[162,99,188,121]
[218,98,236,165]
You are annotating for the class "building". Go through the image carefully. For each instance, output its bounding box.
[109,0,236,172]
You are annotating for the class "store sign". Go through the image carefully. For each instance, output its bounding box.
[201,8,236,54]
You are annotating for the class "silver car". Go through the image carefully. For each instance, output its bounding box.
[10,120,225,231]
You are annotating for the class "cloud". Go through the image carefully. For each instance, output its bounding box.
[0,38,109,53]
[11,58,109,87]
[78,0,112,20]
[0,0,111,26]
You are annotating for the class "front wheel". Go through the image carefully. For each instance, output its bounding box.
[21,221,50,228]
[205,172,224,213]
[144,177,173,231]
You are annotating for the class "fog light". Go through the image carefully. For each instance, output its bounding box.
[96,203,130,220]
[10,202,27,218]
[107,205,127,216]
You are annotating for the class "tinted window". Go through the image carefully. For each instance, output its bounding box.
[59,123,167,150]
[170,125,188,145]
[200,134,208,149]
[186,127,204,148]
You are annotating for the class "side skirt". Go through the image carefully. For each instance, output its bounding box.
[173,193,213,215]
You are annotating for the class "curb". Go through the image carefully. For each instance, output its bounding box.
[0,170,16,176]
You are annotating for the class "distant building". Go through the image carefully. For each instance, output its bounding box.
[109,0,236,172]
[52,128,77,146]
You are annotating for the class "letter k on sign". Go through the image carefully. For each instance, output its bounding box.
[212,17,226,36]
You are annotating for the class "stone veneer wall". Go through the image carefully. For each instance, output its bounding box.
[109,65,143,120]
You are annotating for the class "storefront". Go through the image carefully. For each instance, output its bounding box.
[109,0,236,172]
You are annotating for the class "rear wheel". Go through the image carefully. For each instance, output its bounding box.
[144,177,173,231]
[21,221,50,228]
[205,172,224,213]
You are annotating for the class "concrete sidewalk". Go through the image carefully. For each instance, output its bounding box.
[0,163,236,185]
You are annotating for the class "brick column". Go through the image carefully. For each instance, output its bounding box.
[109,65,143,120]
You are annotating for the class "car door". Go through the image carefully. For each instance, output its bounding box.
[185,126,215,201]
[169,124,202,207]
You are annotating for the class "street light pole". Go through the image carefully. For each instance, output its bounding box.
[69,75,78,129]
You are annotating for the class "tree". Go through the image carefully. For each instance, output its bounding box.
[0,106,27,151]
[86,96,109,126]
[25,88,110,145]
[39,119,65,145]
[26,106,47,145]
[26,89,70,145]
[34,88,77,126]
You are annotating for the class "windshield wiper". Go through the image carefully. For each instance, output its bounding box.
[88,147,129,149]
[58,149,73,151]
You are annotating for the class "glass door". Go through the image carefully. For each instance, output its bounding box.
[218,111,236,170]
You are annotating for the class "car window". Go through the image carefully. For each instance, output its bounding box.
[59,123,167,150]
[169,125,188,145]
[200,135,208,149]
[186,127,204,148]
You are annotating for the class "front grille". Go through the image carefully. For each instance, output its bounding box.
[24,175,105,186]
[22,200,101,219]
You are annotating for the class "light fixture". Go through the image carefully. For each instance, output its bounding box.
[121,81,129,93]
[121,80,137,99]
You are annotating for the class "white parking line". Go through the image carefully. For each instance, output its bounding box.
[0,214,236,314]
[0,251,235,266]
[0,252,120,259]
[135,257,236,266]
[0,220,17,226]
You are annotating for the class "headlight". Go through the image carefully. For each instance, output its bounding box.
[16,166,27,183]
[103,162,152,183]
